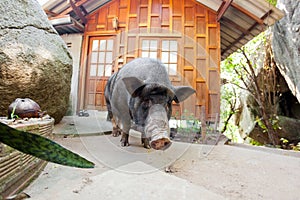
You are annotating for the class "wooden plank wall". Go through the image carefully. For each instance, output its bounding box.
[82,0,220,121]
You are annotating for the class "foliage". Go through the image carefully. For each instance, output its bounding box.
[220,84,241,142]
[256,115,280,133]
[10,103,19,119]
[177,122,200,134]
[249,138,263,146]
[0,122,94,168]
[221,30,282,146]
[280,138,300,151]
[177,109,201,133]
[292,143,300,151]
[266,0,277,6]
[221,32,266,141]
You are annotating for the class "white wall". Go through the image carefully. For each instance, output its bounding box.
[61,34,83,115]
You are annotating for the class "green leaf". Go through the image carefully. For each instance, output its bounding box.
[0,122,94,168]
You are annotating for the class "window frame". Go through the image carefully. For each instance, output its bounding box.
[139,37,181,80]
[89,38,114,78]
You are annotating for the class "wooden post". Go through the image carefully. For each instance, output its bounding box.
[200,106,206,144]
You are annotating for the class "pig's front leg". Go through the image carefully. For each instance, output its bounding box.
[141,133,151,149]
[112,127,121,137]
[120,131,129,146]
[120,122,130,147]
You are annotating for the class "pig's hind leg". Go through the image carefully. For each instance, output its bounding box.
[107,111,121,137]
[111,117,122,137]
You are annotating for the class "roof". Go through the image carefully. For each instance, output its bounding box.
[42,0,284,60]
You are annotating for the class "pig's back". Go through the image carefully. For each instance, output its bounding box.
[117,58,172,86]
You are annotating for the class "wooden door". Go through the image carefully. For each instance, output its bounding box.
[85,37,115,110]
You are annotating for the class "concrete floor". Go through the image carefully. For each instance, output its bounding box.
[23,111,300,200]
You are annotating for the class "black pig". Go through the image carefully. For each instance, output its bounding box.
[105,58,195,150]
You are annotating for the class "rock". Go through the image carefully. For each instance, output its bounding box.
[249,116,300,144]
[277,116,300,142]
[272,0,300,102]
[234,91,257,140]
[0,0,72,123]
[235,66,300,144]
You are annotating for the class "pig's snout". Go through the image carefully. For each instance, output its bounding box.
[145,104,172,150]
[150,132,172,150]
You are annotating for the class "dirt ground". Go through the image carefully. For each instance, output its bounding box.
[171,143,300,200]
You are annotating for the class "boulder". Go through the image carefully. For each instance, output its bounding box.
[273,0,300,103]
[249,116,300,144]
[234,91,257,140]
[235,63,300,144]
[0,0,72,123]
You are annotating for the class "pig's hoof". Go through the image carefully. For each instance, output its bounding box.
[120,133,129,147]
[112,128,120,137]
[142,138,151,149]
[151,138,172,150]
[121,141,129,147]
[120,137,129,147]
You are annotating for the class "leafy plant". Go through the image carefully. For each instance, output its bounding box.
[10,102,19,119]
[177,110,201,133]
[221,31,281,146]
[250,138,263,146]
[0,122,94,168]
[279,138,300,151]
[292,143,300,151]
[266,0,277,6]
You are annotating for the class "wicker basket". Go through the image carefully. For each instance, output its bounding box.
[0,116,54,199]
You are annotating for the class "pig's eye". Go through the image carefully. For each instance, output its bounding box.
[142,100,151,109]
[165,100,172,111]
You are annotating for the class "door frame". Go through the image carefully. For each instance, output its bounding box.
[78,34,117,112]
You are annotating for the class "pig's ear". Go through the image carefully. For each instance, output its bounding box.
[173,86,195,103]
[122,77,146,97]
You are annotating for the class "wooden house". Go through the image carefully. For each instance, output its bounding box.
[42,0,283,121]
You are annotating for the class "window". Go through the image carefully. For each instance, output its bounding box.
[140,39,178,76]
[90,39,114,77]
[141,40,158,59]
[161,40,178,76]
